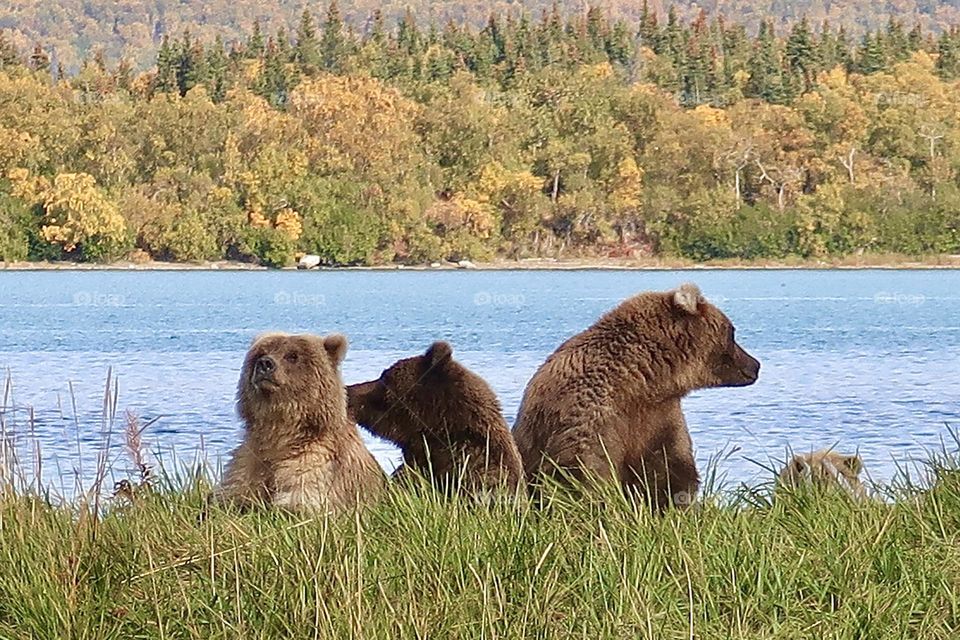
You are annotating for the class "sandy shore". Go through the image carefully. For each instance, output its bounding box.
[3,254,960,271]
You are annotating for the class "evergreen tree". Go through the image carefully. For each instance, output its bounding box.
[746,20,786,103]
[937,27,960,79]
[320,0,348,72]
[175,30,206,96]
[247,20,266,58]
[368,10,386,45]
[835,26,852,68]
[275,27,292,62]
[885,18,909,61]
[397,9,420,56]
[816,21,839,69]
[681,11,711,106]
[638,0,659,48]
[659,5,684,59]
[206,35,229,101]
[155,35,177,93]
[785,16,818,93]
[855,32,887,74]
[257,38,291,108]
[908,23,924,52]
[607,20,633,66]
[295,9,321,73]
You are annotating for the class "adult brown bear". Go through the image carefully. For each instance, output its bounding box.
[512,283,760,510]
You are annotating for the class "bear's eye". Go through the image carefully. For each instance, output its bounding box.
[284,351,299,364]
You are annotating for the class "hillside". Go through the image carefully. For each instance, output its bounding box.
[2,0,960,71]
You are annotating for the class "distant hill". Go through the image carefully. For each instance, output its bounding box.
[2,0,960,71]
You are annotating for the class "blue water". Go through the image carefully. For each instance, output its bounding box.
[0,269,957,496]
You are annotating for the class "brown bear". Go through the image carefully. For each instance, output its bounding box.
[346,341,525,495]
[215,332,385,513]
[777,449,867,499]
[512,283,760,510]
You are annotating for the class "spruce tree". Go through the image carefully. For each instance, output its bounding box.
[908,23,923,52]
[206,35,229,101]
[369,10,386,45]
[175,31,206,96]
[785,16,818,93]
[607,20,633,66]
[855,32,887,74]
[320,0,348,72]
[746,20,786,103]
[295,9,321,73]
[936,27,960,79]
[638,0,659,48]
[397,9,420,56]
[835,26,852,69]
[155,35,178,93]
[257,38,290,108]
[885,18,909,62]
[247,20,265,58]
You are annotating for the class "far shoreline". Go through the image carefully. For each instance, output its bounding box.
[3,254,960,272]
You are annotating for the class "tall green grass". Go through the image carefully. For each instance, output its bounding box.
[2,447,959,639]
[2,375,959,638]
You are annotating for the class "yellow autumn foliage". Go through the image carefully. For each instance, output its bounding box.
[31,172,126,254]
[274,208,303,241]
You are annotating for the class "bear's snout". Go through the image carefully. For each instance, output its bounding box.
[732,345,760,386]
[253,355,277,384]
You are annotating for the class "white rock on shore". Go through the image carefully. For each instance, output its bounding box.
[298,254,321,270]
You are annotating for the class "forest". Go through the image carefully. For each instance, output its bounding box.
[1,3,959,266]
[3,0,960,71]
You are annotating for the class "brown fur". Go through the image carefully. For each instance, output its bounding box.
[347,341,525,495]
[512,283,760,510]
[215,332,385,513]
[777,449,867,499]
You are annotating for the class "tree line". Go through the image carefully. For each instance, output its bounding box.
[3,0,960,73]
[1,5,959,266]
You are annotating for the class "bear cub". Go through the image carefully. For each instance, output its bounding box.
[215,332,385,513]
[347,341,524,495]
[777,449,867,499]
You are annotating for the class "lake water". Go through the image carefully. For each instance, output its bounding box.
[0,269,957,497]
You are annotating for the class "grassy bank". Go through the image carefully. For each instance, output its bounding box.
[2,459,959,639]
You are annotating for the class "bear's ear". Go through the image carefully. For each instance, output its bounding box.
[424,341,453,370]
[322,333,349,367]
[672,283,704,315]
[788,455,810,476]
[839,454,863,476]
